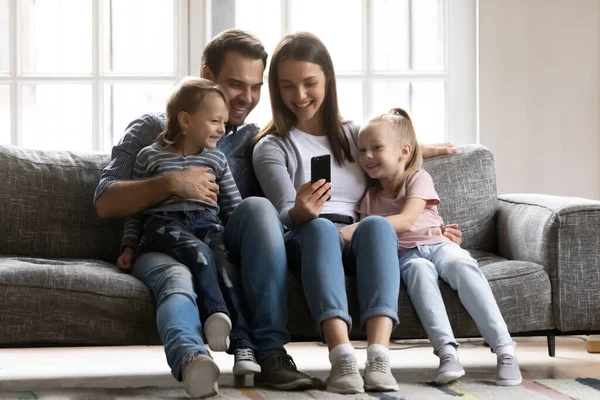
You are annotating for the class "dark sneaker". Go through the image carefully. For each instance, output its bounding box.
[233,347,261,375]
[254,349,313,390]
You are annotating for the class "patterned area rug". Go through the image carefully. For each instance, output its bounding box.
[3,378,600,400]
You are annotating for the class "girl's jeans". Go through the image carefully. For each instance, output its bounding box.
[398,241,514,353]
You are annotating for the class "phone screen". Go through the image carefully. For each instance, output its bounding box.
[311,154,331,183]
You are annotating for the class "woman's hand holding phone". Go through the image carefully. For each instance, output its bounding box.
[289,180,332,225]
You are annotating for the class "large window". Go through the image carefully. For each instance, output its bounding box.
[191,0,477,145]
[0,0,188,152]
[1,0,476,152]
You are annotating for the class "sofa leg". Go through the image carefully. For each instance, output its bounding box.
[547,335,555,357]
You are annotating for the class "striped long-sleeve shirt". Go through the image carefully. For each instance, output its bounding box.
[121,143,242,250]
[94,112,262,204]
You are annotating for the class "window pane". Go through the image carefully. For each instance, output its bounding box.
[291,0,363,73]
[412,0,444,71]
[246,86,271,130]
[0,85,9,144]
[104,0,174,74]
[20,0,92,74]
[337,81,363,122]
[0,0,8,72]
[373,0,409,71]
[22,85,92,151]
[211,0,281,63]
[105,83,175,149]
[372,81,410,117]
[411,81,445,143]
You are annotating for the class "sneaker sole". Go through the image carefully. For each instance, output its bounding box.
[326,384,365,394]
[496,377,523,386]
[364,383,400,392]
[435,369,466,385]
[183,357,220,398]
[256,378,313,391]
[204,314,231,352]
[233,362,261,376]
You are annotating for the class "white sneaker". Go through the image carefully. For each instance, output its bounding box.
[182,352,220,398]
[364,354,399,392]
[204,312,231,352]
[326,354,364,394]
[233,347,261,375]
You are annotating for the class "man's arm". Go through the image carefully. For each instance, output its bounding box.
[94,113,219,219]
[94,114,167,218]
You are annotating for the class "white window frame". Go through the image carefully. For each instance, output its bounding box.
[189,0,477,144]
[1,0,190,152]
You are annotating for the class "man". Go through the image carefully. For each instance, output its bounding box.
[94,30,313,398]
[95,29,462,398]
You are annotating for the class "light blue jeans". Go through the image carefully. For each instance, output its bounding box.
[285,216,400,335]
[132,197,289,381]
[399,241,514,353]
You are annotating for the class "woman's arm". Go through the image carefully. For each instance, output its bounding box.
[420,142,456,158]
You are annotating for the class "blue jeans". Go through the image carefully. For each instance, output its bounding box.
[398,241,514,353]
[132,198,288,380]
[285,216,400,335]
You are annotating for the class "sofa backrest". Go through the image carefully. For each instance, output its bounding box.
[0,145,122,263]
[422,144,498,251]
[0,143,498,262]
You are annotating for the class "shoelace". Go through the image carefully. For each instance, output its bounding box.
[440,353,456,365]
[339,357,358,375]
[281,354,299,371]
[367,356,389,373]
[235,348,256,362]
[498,354,514,366]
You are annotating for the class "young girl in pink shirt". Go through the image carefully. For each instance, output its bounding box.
[340,108,522,386]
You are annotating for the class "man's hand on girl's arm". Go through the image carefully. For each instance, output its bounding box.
[420,142,456,159]
[442,223,462,246]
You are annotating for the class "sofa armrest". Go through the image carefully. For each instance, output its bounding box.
[497,193,600,332]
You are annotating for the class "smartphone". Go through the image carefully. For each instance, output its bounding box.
[311,154,331,184]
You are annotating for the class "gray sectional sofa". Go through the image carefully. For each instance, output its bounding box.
[1,143,599,355]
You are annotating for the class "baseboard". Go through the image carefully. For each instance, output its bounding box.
[587,335,600,353]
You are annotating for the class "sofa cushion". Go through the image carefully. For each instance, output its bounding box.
[287,250,555,340]
[422,145,498,252]
[0,145,121,263]
[0,256,160,346]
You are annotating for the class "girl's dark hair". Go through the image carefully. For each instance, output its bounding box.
[156,77,229,148]
[253,32,353,166]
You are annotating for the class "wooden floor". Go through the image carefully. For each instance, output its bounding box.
[0,336,598,391]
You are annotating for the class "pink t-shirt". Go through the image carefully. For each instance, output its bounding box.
[359,169,449,250]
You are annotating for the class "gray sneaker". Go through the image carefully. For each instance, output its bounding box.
[435,353,465,384]
[496,354,522,386]
[181,351,219,398]
[233,347,261,376]
[364,354,399,392]
[326,354,364,394]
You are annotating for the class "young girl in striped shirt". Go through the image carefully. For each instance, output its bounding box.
[117,77,259,398]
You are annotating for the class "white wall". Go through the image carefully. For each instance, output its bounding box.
[478,0,600,200]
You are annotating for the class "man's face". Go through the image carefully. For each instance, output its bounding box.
[207,52,265,126]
